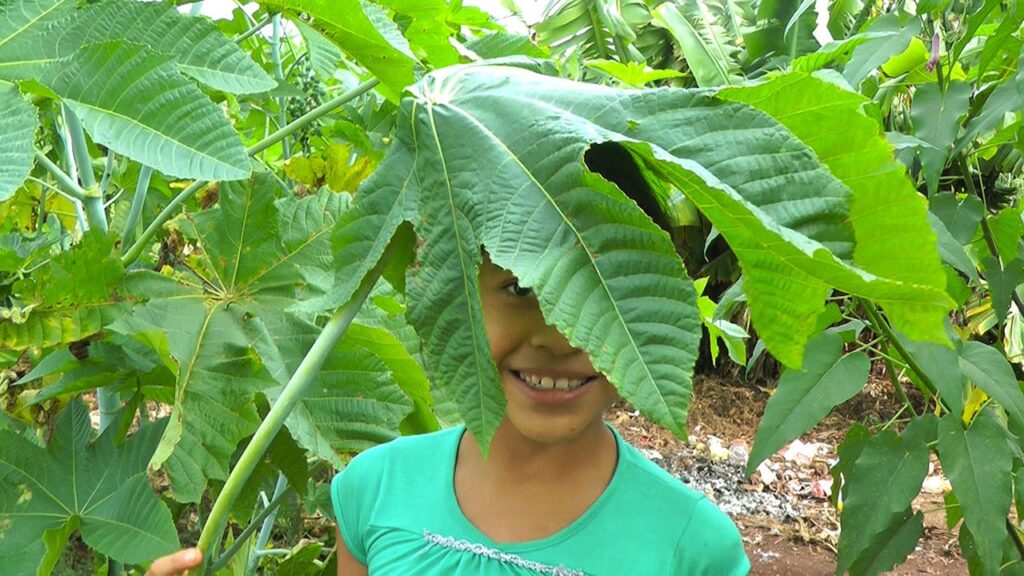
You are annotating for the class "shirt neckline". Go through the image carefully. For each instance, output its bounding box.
[442,421,626,553]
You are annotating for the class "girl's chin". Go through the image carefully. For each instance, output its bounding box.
[500,410,607,446]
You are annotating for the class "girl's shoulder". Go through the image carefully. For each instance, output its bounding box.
[611,430,706,505]
[346,425,462,469]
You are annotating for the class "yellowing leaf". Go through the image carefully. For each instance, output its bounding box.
[962,385,989,425]
[325,144,377,193]
[285,156,328,187]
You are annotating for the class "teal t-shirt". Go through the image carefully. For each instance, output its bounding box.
[331,424,750,575]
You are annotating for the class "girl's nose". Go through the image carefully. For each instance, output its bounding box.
[529,319,578,356]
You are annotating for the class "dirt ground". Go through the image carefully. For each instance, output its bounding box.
[608,374,968,576]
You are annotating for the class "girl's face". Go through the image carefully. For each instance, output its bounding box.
[479,255,620,445]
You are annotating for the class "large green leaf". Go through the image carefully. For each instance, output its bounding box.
[0,400,178,572]
[836,417,933,574]
[911,81,971,195]
[0,0,274,93]
[938,411,1013,573]
[383,63,953,445]
[719,73,947,292]
[746,332,869,475]
[0,0,75,80]
[0,83,36,201]
[112,175,349,502]
[40,40,250,181]
[257,0,418,101]
[790,31,896,74]
[959,340,1024,435]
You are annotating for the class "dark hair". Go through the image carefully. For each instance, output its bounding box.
[583,142,673,234]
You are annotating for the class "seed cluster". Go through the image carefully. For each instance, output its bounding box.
[287,55,327,155]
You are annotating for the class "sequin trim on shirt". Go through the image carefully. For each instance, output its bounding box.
[421,530,585,576]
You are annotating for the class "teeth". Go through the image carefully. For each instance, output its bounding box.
[518,372,589,392]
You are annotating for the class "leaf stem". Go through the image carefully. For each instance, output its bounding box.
[246,473,288,574]
[98,148,115,197]
[120,78,379,266]
[247,78,378,157]
[882,342,919,417]
[272,14,292,164]
[121,166,154,252]
[858,298,938,399]
[207,481,292,572]
[235,15,273,44]
[196,251,390,573]
[34,152,88,202]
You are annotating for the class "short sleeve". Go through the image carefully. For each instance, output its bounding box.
[673,497,750,575]
[331,452,381,565]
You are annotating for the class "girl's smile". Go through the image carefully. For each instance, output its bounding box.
[508,369,603,406]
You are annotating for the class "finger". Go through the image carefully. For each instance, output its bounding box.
[146,548,203,576]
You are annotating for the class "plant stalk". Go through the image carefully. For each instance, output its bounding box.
[196,260,387,573]
[881,343,919,417]
[858,298,939,398]
[98,149,115,197]
[120,78,379,266]
[34,152,88,203]
[246,473,289,574]
[63,105,108,234]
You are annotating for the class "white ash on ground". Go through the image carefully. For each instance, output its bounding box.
[651,439,799,521]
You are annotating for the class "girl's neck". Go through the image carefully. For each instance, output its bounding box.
[459,417,617,487]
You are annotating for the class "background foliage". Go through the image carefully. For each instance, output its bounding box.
[1,0,1023,574]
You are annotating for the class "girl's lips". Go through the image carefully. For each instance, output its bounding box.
[508,369,598,405]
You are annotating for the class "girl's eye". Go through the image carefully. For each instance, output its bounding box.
[504,280,534,298]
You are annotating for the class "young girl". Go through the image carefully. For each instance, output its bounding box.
[148,147,750,576]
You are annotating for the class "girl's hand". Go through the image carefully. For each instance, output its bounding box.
[145,548,203,576]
